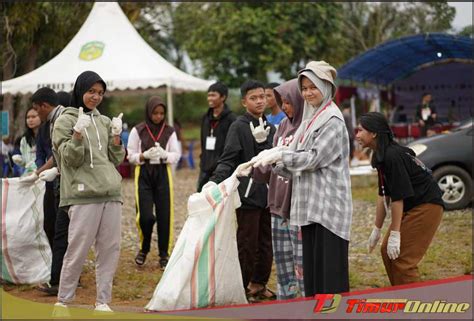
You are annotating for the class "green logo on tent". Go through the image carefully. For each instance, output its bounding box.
[79,41,105,61]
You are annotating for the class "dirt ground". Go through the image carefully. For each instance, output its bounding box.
[3,166,472,313]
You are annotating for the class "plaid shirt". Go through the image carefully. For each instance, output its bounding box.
[282,117,352,241]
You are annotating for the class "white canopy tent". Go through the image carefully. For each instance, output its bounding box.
[1,2,213,125]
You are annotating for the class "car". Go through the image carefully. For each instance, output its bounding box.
[408,119,473,210]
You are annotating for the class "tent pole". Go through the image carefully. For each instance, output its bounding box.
[167,84,174,127]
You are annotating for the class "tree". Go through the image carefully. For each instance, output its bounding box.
[170,2,345,87]
[458,25,473,38]
[340,2,455,62]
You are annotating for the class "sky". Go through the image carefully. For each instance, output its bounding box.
[448,2,473,31]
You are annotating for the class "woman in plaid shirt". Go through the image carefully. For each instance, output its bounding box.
[252,61,352,296]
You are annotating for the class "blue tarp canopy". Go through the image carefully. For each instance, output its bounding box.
[338,33,474,86]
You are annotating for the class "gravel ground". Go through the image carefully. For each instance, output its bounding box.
[3,166,471,313]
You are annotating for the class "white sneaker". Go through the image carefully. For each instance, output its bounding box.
[52,302,70,318]
[94,303,113,312]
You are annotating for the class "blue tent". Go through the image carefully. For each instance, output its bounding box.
[338,33,474,86]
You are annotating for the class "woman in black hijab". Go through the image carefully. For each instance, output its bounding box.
[52,70,125,312]
[356,112,444,285]
[126,96,181,269]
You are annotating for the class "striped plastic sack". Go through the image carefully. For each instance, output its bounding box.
[1,178,51,284]
[146,174,247,311]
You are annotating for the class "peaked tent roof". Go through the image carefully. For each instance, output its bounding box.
[338,33,474,86]
[1,2,213,95]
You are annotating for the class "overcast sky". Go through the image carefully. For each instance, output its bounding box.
[449,2,473,31]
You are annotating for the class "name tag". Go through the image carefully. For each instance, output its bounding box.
[206,136,216,150]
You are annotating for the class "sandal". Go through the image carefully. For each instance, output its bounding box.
[135,251,147,266]
[159,257,169,269]
[256,287,276,300]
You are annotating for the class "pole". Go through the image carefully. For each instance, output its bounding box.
[167,83,174,127]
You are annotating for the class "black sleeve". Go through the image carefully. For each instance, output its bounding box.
[414,105,422,121]
[384,151,414,202]
[209,123,241,184]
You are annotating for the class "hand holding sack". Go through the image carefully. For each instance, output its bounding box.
[250,117,270,143]
[38,167,59,182]
[12,155,24,166]
[235,162,253,177]
[18,172,39,184]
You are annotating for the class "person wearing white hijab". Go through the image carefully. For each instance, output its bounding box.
[252,61,353,296]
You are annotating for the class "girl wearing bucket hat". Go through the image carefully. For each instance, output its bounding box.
[251,61,352,296]
[356,112,444,285]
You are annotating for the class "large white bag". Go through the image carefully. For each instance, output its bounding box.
[1,178,51,284]
[146,175,247,311]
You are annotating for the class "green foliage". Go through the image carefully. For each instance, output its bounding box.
[171,2,345,86]
[458,25,473,38]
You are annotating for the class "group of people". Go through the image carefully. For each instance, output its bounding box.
[11,59,444,311]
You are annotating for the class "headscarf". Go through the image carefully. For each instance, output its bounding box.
[70,71,107,112]
[294,61,343,149]
[135,96,174,152]
[359,112,413,167]
[273,78,304,136]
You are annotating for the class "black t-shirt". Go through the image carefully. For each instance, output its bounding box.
[377,145,444,212]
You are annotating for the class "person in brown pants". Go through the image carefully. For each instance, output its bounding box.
[356,112,444,286]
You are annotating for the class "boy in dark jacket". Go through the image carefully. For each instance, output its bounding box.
[197,82,236,191]
[208,80,276,299]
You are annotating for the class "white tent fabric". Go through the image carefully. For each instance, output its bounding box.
[1,2,213,123]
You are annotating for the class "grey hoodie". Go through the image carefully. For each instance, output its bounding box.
[262,79,304,219]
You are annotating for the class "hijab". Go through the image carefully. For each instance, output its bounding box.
[135,96,174,152]
[273,78,304,137]
[294,61,344,149]
[70,71,107,112]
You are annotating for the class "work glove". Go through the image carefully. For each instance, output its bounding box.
[143,146,161,160]
[235,162,253,177]
[111,113,123,136]
[12,154,24,166]
[38,167,59,182]
[73,107,91,134]
[387,231,401,260]
[154,143,168,159]
[18,172,38,184]
[253,146,284,168]
[367,226,381,253]
[250,117,271,143]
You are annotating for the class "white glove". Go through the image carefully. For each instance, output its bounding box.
[253,147,283,167]
[12,154,24,166]
[38,167,59,182]
[73,107,91,133]
[154,143,168,159]
[235,162,253,177]
[143,146,160,160]
[367,226,381,253]
[18,172,38,184]
[111,113,123,136]
[387,230,401,260]
[250,117,271,143]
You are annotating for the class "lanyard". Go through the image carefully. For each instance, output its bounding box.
[378,168,391,215]
[299,101,332,143]
[210,120,219,136]
[145,122,166,143]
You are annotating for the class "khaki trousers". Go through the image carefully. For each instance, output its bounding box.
[58,202,122,304]
[381,203,443,285]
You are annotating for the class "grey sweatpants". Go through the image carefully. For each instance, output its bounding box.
[58,201,121,304]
